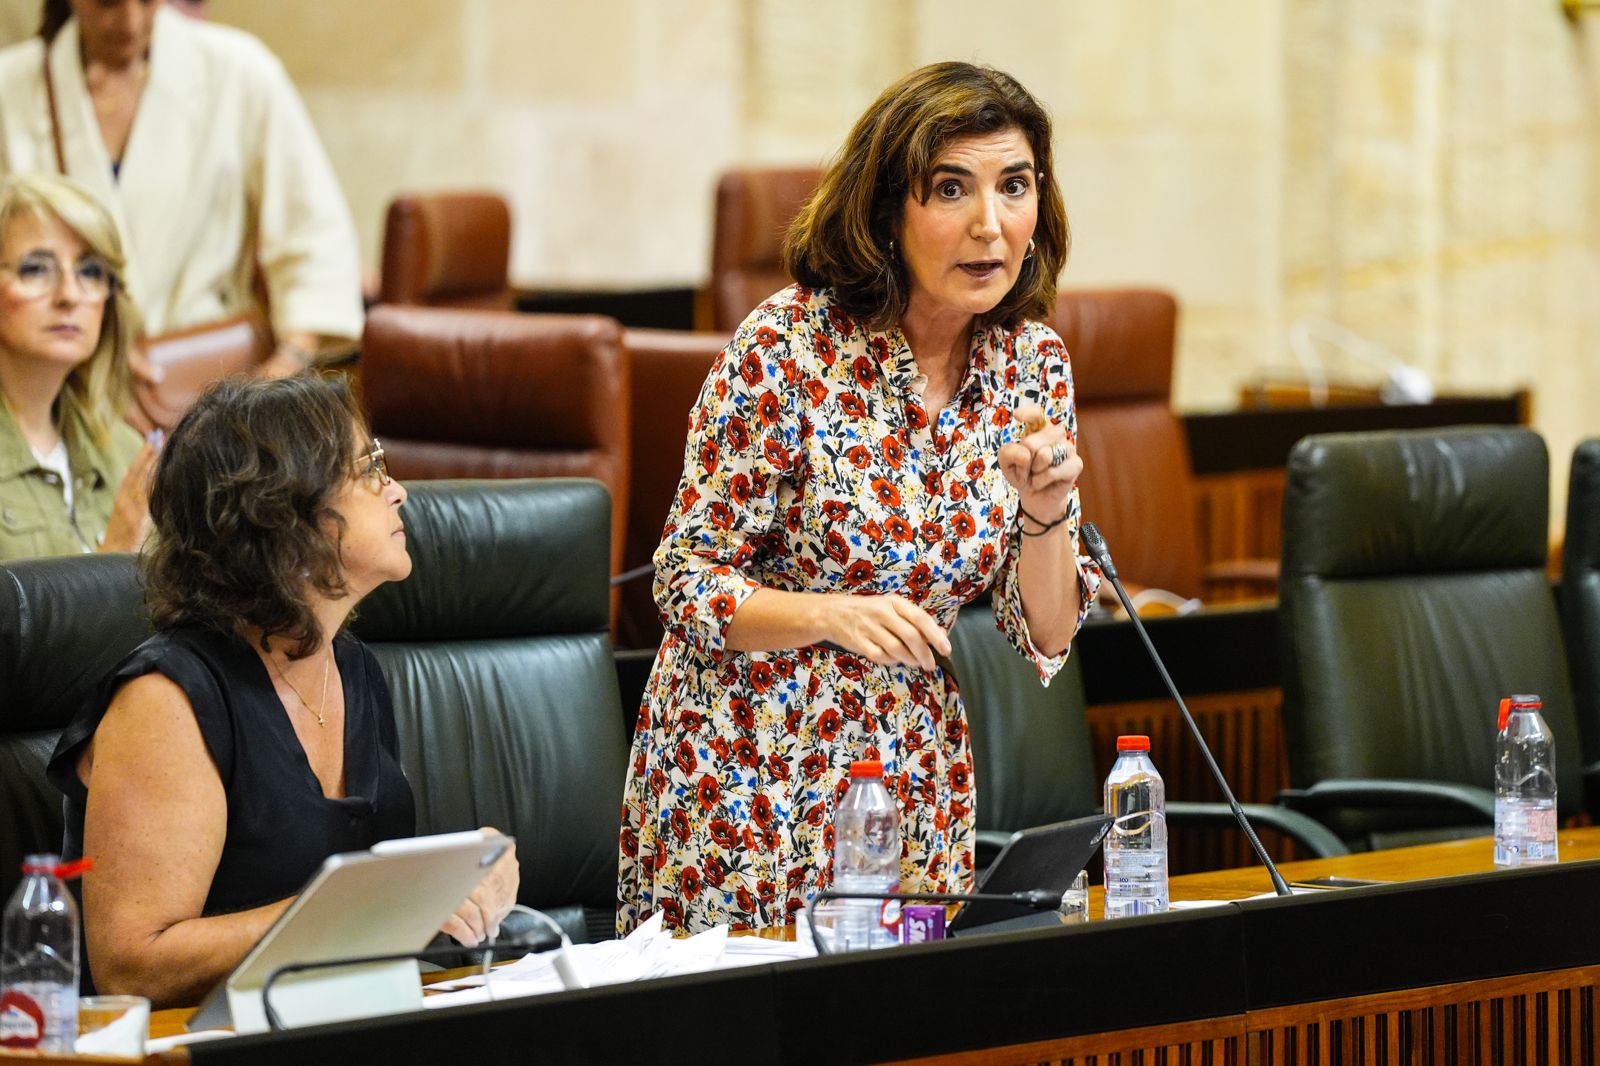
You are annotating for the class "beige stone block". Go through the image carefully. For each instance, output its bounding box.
[209,0,464,91]
[1170,308,1274,413]
[633,0,741,95]
[483,0,641,101]
[301,92,516,272]
[1332,134,1432,270]
[1504,4,1584,129]
[1056,129,1270,309]
[1441,143,1505,245]
[509,93,741,287]
[1012,0,1158,122]
[741,0,910,159]
[1153,0,1276,122]
[906,0,1090,117]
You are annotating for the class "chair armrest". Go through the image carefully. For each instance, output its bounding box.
[1277,778,1496,822]
[1167,800,1349,858]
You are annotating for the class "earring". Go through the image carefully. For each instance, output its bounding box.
[1025,238,1036,260]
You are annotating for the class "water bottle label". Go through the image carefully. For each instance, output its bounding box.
[0,989,45,1049]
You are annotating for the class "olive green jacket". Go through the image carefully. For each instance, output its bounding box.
[0,402,142,561]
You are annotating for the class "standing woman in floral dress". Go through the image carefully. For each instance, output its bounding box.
[619,61,1101,934]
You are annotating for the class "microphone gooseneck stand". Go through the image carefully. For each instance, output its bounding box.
[1080,522,1292,898]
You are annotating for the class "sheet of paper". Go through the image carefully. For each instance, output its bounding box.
[424,912,817,1010]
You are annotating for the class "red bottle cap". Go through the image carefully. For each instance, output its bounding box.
[1117,735,1151,752]
[1497,698,1512,730]
[18,858,92,880]
[849,760,884,778]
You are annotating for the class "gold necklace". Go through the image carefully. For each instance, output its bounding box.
[269,648,331,728]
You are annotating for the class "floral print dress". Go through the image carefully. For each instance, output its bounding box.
[617,285,1100,935]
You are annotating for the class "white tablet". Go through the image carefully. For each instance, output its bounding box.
[188,830,511,1033]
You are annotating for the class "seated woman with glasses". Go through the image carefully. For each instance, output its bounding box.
[48,375,519,1007]
[0,172,154,560]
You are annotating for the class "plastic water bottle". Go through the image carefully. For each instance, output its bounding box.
[831,759,901,950]
[1103,735,1168,918]
[0,856,81,1053]
[1494,694,1558,867]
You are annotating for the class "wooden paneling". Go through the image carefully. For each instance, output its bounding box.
[880,1015,1247,1066]
[1246,965,1600,1066]
[1194,468,1287,583]
[1089,688,1292,873]
[881,968,1600,1066]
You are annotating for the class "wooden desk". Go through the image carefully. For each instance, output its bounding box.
[21,830,1600,1065]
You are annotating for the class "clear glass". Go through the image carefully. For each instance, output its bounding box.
[76,995,149,1058]
[1058,869,1089,923]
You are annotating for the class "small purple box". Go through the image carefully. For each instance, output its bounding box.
[900,904,946,944]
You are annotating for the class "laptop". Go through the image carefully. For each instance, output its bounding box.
[188,830,512,1033]
[947,813,1112,933]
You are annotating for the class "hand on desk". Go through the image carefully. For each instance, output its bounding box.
[441,829,519,947]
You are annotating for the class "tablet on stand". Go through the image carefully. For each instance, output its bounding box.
[188,830,511,1034]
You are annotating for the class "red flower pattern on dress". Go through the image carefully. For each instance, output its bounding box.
[618,285,1100,935]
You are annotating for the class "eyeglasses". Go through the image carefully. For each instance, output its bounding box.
[355,440,391,488]
[0,251,116,301]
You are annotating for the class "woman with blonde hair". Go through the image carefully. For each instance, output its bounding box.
[0,171,152,559]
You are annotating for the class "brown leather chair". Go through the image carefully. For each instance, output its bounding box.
[1048,288,1275,604]
[360,306,630,587]
[379,192,515,310]
[708,167,820,332]
[617,328,733,649]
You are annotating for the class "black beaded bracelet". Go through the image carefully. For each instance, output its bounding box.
[1017,504,1069,537]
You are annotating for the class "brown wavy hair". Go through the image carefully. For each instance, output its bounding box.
[144,375,365,659]
[783,61,1069,332]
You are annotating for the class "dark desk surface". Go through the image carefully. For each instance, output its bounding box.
[115,828,1597,1066]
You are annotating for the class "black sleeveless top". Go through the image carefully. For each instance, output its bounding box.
[49,627,417,917]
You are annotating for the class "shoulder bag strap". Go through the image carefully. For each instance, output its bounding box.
[40,45,66,174]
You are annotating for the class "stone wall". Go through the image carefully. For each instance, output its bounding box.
[0,0,1593,519]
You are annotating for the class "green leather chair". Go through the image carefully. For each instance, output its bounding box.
[1561,438,1600,812]
[354,478,629,943]
[949,600,1344,870]
[1278,427,1582,849]
[0,554,146,907]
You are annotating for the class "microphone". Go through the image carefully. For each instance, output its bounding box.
[1080,522,1292,898]
[803,887,1061,955]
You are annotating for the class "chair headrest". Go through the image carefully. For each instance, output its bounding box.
[0,554,146,732]
[1283,426,1549,579]
[354,478,611,641]
[711,167,821,271]
[380,192,511,303]
[1046,289,1177,404]
[361,305,625,449]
